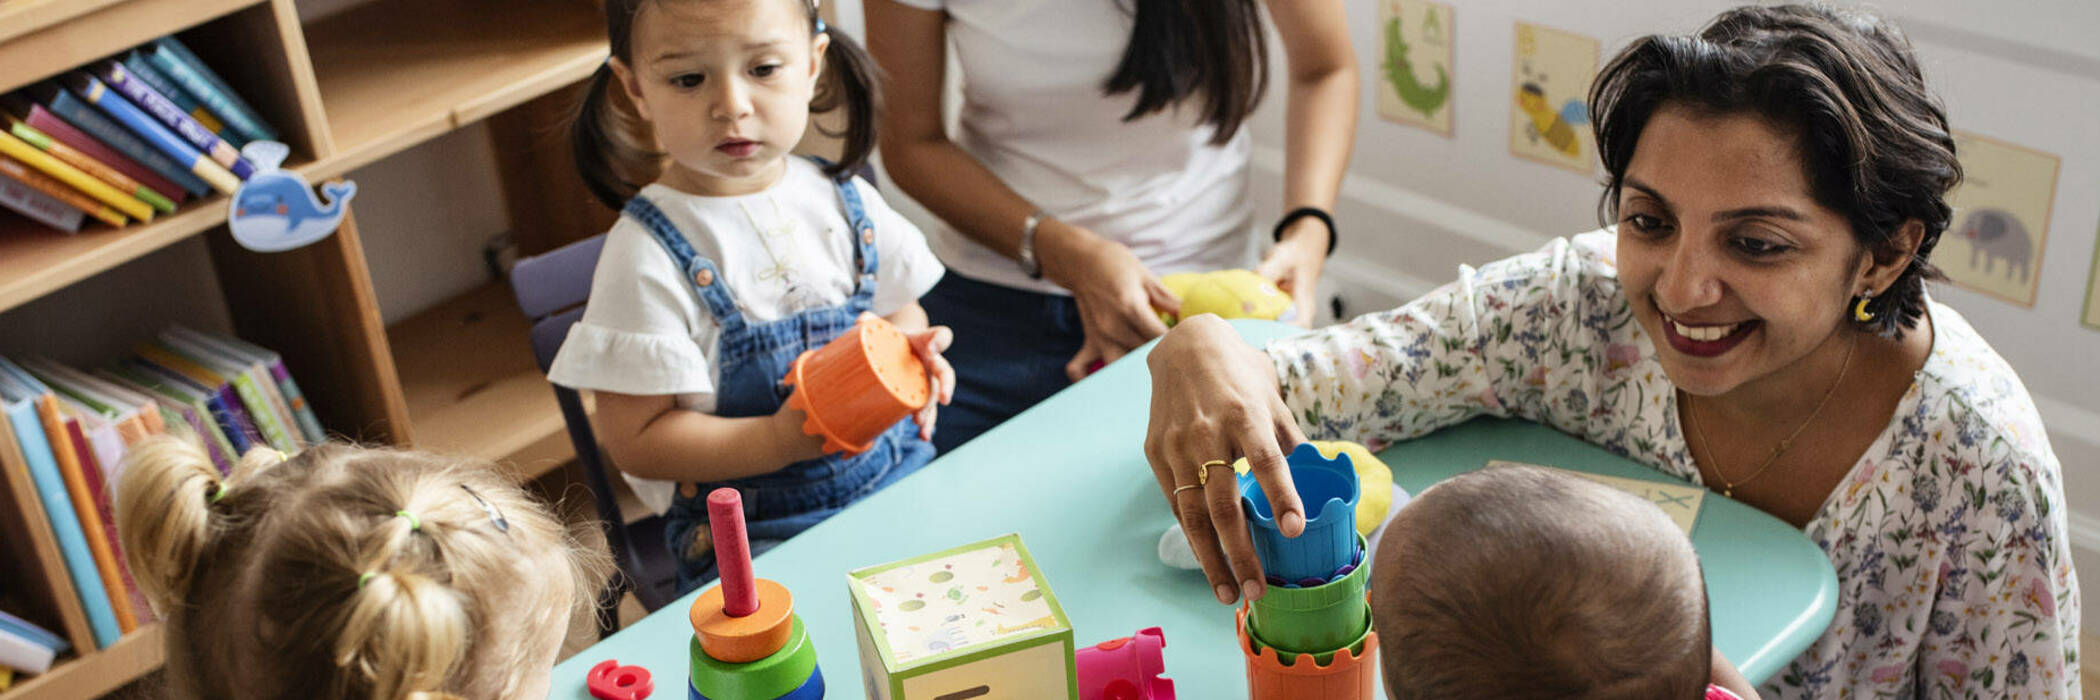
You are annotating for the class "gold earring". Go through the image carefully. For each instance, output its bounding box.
[1854,291,1876,322]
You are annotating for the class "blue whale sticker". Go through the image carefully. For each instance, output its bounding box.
[227,141,355,253]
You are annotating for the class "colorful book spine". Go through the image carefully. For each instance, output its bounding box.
[0,629,55,675]
[63,73,239,195]
[131,347,264,451]
[103,367,235,475]
[143,37,277,145]
[0,383,120,648]
[91,61,253,180]
[7,118,176,213]
[0,610,66,654]
[42,89,210,197]
[0,129,154,222]
[267,363,324,444]
[0,175,85,232]
[33,397,138,633]
[64,415,154,626]
[119,51,230,142]
[0,154,125,227]
[21,103,187,205]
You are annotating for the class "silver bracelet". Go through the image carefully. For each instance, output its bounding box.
[1018,209,1049,279]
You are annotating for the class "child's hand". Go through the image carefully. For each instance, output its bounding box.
[904,325,955,441]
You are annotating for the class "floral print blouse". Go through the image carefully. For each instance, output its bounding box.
[1270,232,2080,698]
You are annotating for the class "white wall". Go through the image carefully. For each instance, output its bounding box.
[1234,0,2100,633]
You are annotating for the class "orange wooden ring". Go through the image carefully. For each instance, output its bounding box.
[689,578,796,663]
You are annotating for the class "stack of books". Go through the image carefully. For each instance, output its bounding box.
[0,35,279,233]
[0,327,321,669]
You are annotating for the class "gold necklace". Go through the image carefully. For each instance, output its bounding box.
[1688,334,1856,498]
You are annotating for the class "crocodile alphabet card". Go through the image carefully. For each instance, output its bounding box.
[1378,0,1456,136]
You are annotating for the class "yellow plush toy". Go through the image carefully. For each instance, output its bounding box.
[1234,440,1394,536]
[1158,269,1295,326]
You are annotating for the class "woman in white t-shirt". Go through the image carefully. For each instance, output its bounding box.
[869,0,1358,452]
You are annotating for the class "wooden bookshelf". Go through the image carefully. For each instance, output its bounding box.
[304,0,605,180]
[0,0,607,696]
[389,281,578,480]
[0,626,161,700]
[0,158,317,314]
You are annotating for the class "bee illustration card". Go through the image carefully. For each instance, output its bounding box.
[1509,21,1598,174]
[1378,0,1456,136]
[1932,132,2059,307]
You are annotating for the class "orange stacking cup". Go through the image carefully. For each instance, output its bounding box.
[783,317,930,455]
[1237,605,1379,700]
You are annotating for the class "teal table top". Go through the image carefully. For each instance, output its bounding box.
[551,321,1836,698]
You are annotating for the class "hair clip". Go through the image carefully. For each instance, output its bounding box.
[460,484,510,533]
[815,18,827,35]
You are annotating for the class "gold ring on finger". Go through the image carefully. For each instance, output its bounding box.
[1196,459,1232,487]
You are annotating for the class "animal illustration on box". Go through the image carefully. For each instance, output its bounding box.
[1958,207,2032,283]
[226,140,356,253]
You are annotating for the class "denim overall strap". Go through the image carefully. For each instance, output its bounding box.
[623,196,746,334]
[831,175,878,308]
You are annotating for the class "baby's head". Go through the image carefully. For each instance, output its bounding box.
[117,438,612,699]
[1370,465,1709,699]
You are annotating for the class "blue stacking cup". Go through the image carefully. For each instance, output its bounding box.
[1238,443,1360,584]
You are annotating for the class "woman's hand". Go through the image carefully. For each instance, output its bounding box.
[1042,220,1182,381]
[1142,314,1309,605]
[1256,219,1331,327]
[905,325,956,441]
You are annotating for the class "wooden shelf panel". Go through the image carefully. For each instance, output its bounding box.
[0,158,319,315]
[0,0,262,95]
[0,624,163,700]
[303,0,606,180]
[388,281,577,479]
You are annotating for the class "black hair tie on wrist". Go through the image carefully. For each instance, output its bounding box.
[1273,207,1337,257]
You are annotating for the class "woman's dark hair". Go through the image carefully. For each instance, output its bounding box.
[1590,4,1960,338]
[1104,0,1268,145]
[574,0,884,209]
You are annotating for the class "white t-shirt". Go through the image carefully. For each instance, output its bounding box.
[889,0,1255,294]
[547,159,946,513]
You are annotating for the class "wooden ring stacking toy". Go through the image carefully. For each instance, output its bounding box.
[782,317,929,455]
[685,489,825,700]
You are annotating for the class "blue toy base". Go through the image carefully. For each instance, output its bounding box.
[690,662,825,700]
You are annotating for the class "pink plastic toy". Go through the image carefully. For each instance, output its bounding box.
[1075,627,1174,700]
[586,659,655,700]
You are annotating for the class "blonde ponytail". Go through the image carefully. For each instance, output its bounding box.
[116,437,224,614]
[335,569,469,700]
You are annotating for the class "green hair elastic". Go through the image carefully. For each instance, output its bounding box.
[358,572,376,589]
[395,510,421,532]
[209,484,229,504]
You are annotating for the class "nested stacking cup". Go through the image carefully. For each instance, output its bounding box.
[1239,443,1360,584]
[1246,532,1371,654]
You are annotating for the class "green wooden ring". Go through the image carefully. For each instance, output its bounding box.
[689,615,818,699]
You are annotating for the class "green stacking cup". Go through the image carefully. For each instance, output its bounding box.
[1247,532,1369,654]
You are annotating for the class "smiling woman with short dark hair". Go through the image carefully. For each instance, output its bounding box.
[1140,5,2078,698]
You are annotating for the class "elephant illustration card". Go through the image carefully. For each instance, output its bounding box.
[1378,0,1456,136]
[1932,132,2059,307]
[1508,21,1598,175]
